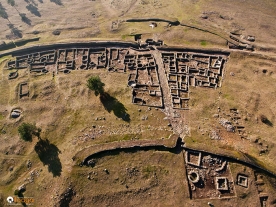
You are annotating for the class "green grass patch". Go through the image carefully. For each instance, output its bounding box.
[143,165,157,178]
[121,34,128,40]
[222,93,234,101]
[200,40,207,46]
[184,136,198,145]
[143,165,157,173]
[0,113,4,121]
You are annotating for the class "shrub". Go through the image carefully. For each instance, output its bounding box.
[7,0,15,6]
[52,30,61,35]
[14,189,19,195]
[87,76,105,96]
[18,122,41,141]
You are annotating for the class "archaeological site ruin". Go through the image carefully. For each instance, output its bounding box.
[5,41,229,110]
[2,38,275,206]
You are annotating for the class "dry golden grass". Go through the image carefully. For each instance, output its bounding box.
[186,51,276,173]
[0,0,275,51]
[0,65,175,206]
[0,0,276,206]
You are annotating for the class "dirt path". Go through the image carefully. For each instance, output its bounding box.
[152,49,189,138]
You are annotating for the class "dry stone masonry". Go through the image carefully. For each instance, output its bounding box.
[6,41,229,109]
[184,150,236,199]
[161,51,228,109]
[19,82,29,99]
[127,51,163,107]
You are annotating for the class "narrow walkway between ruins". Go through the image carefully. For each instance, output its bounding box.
[152,49,189,138]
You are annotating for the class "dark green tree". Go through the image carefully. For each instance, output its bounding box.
[7,0,15,6]
[18,122,41,141]
[87,76,105,97]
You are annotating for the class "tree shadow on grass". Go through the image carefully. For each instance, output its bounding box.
[34,139,62,177]
[20,13,31,25]
[0,3,9,19]
[50,0,63,6]
[263,119,273,127]
[260,115,273,127]
[7,24,22,38]
[26,4,41,17]
[25,0,38,6]
[17,191,27,207]
[100,92,130,122]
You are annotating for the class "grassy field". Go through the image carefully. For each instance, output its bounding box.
[0,0,275,51]
[186,51,276,172]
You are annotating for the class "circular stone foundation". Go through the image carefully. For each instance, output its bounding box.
[188,171,200,183]
[10,109,22,118]
[128,81,136,87]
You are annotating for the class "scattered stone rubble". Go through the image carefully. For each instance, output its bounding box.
[228,33,254,51]
[219,118,235,132]
[58,187,76,207]
[26,159,32,169]
[209,130,221,140]
[219,108,247,138]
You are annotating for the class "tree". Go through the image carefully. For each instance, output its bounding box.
[18,122,41,141]
[7,0,15,7]
[87,76,105,96]
[14,189,19,195]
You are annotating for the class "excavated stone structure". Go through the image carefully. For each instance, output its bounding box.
[161,52,228,109]
[6,42,229,109]
[184,150,235,199]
